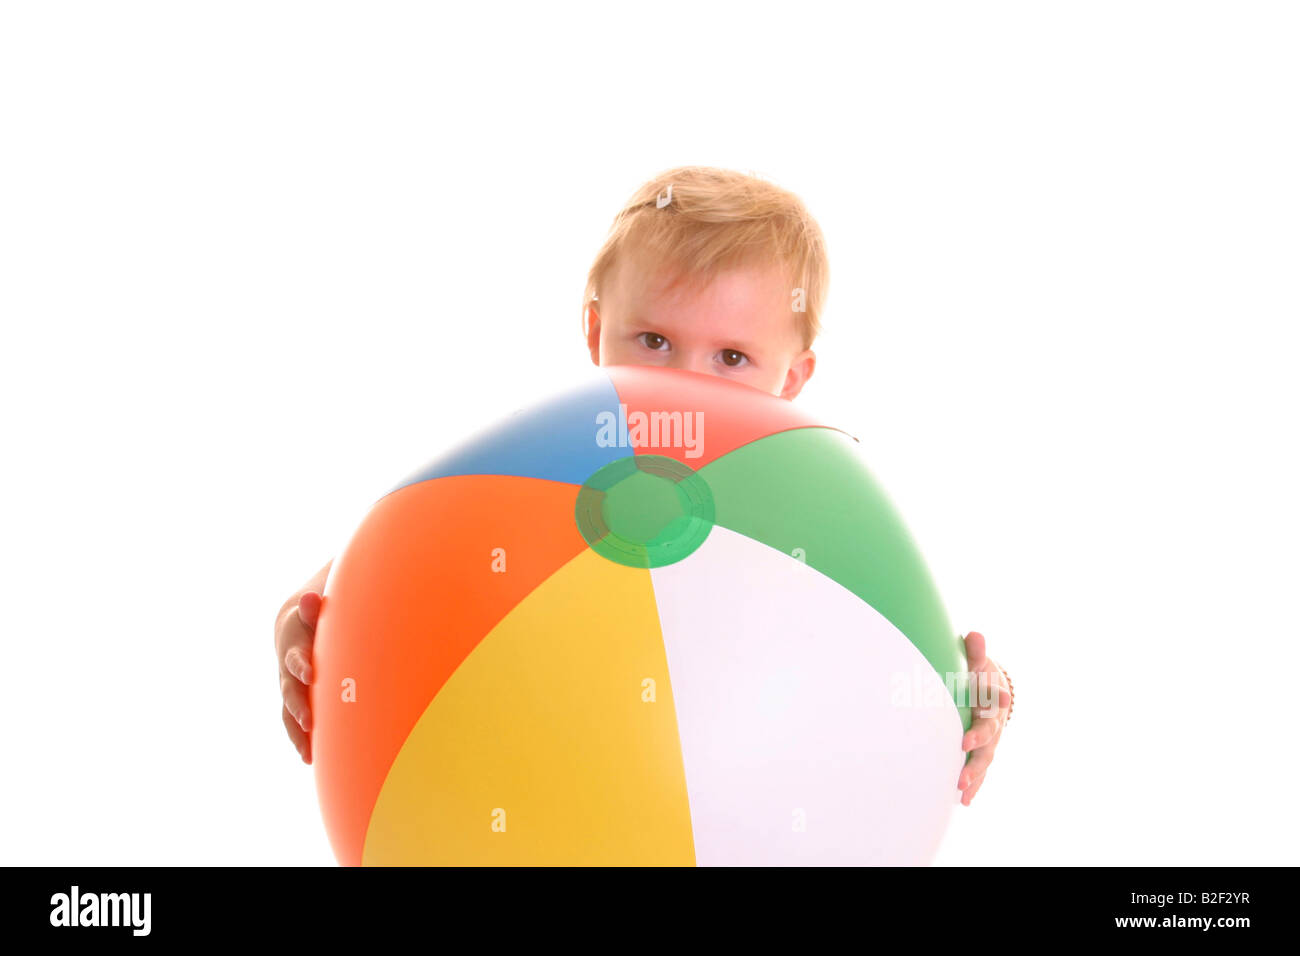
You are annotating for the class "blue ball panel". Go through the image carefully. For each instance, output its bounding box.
[382,370,631,496]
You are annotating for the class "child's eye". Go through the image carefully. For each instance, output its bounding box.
[638,332,670,351]
[719,349,750,368]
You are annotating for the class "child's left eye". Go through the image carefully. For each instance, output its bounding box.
[719,349,749,367]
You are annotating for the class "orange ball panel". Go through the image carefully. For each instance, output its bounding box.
[310,475,588,866]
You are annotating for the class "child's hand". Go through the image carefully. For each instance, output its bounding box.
[275,589,321,764]
[958,630,1010,806]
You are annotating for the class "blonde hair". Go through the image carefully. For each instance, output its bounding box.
[583,166,828,351]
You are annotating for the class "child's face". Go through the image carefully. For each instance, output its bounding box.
[586,251,816,400]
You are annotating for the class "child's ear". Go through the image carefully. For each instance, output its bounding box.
[585,304,602,366]
[780,349,816,400]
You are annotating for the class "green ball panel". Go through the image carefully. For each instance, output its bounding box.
[699,427,972,729]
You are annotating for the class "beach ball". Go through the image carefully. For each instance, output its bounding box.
[311,365,971,866]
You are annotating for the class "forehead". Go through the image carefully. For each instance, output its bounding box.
[604,249,797,346]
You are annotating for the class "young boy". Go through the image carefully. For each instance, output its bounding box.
[273,166,1012,808]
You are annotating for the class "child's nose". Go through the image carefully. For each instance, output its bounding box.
[672,353,717,377]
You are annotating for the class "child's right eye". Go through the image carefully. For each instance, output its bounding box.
[638,332,670,351]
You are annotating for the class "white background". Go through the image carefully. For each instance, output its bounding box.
[1,1,1296,866]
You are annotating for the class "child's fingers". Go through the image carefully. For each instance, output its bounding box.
[961,774,986,806]
[963,631,987,669]
[275,590,322,765]
[275,599,319,684]
[281,706,311,763]
[285,646,313,685]
[956,770,982,801]
[281,675,312,733]
[298,591,322,628]
[962,713,1002,751]
[972,675,1010,718]
[959,743,996,789]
